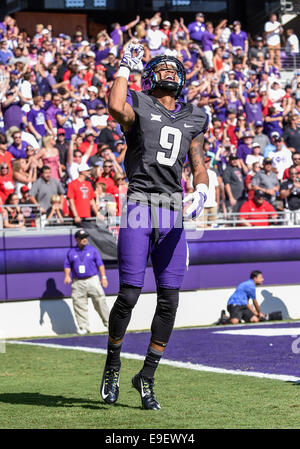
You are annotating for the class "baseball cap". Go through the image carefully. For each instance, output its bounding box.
[96,64,107,71]
[196,13,204,18]
[254,190,265,198]
[150,20,158,26]
[263,157,272,165]
[256,36,263,41]
[229,154,238,160]
[270,131,280,138]
[78,162,91,172]
[233,20,241,25]
[75,106,84,112]
[21,186,29,194]
[88,86,98,93]
[75,229,89,239]
[107,115,115,122]
[252,142,260,148]
[248,92,256,98]
[57,128,65,135]
[243,131,254,138]
[85,129,95,136]
[255,120,263,127]
[163,21,171,26]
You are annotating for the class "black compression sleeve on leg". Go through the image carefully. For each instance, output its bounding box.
[108,284,141,341]
[150,287,179,345]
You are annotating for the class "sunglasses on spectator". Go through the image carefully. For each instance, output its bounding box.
[1,166,8,169]
[104,164,113,168]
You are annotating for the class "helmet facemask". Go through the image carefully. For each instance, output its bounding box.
[142,56,186,99]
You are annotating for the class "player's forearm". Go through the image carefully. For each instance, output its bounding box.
[108,76,129,117]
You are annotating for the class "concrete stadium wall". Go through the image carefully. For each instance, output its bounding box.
[1,284,300,339]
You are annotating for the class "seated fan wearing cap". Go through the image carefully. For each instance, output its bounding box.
[99,43,209,410]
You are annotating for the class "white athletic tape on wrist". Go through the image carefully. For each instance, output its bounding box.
[116,66,130,80]
[195,183,208,198]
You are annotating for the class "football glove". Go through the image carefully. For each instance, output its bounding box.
[120,42,144,72]
[183,184,208,220]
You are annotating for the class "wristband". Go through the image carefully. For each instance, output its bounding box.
[116,66,130,80]
[195,183,208,197]
[101,275,107,279]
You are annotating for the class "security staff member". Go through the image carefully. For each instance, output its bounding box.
[64,229,109,334]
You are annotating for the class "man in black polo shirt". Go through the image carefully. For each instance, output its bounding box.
[283,115,300,154]
[223,154,246,212]
[280,166,300,220]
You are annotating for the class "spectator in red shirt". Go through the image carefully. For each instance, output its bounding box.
[67,162,100,224]
[96,159,116,194]
[0,133,13,175]
[78,130,98,157]
[0,162,15,202]
[282,153,300,180]
[244,161,261,201]
[239,190,277,226]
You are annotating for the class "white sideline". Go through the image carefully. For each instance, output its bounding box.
[7,340,300,383]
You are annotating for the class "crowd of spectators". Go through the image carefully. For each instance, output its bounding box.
[0,11,300,230]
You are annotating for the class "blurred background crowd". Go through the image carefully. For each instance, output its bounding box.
[1,10,300,230]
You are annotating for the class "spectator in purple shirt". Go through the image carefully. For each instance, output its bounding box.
[45,93,62,135]
[1,89,25,132]
[56,100,75,141]
[8,130,27,159]
[237,130,255,163]
[244,92,263,126]
[27,96,51,144]
[110,16,140,48]
[228,21,248,64]
[202,20,225,68]
[187,12,206,45]
[82,86,103,115]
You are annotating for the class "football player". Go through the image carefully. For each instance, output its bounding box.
[100,42,209,410]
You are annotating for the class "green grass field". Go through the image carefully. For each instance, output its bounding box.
[0,342,300,429]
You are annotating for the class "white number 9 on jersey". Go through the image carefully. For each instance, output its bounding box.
[156,126,182,167]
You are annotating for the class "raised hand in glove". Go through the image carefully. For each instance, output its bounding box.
[182,184,208,220]
[120,41,144,72]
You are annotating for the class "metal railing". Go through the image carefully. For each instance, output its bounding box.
[184,210,300,229]
[280,50,300,71]
[2,207,300,231]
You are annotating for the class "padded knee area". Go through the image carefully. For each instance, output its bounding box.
[109,284,141,340]
[151,287,179,344]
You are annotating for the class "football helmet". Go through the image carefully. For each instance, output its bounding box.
[141,55,186,98]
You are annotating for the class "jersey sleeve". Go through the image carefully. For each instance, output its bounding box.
[191,105,209,139]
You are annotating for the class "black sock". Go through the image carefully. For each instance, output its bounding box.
[106,341,122,370]
[140,346,163,379]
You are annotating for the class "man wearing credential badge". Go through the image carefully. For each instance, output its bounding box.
[64,229,109,335]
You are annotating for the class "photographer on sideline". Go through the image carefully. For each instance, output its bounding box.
[218,270,265,324]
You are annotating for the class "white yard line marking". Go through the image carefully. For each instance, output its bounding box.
[213,327,300,337]
[7,340,299,383]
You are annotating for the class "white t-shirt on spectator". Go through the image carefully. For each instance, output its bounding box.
[21,131,39,150]
[146,29,166,50]
[67,153,89,181]
[268,148,293,180]
[91,113,109,128]
[264,21,281,46]
[246,154,264,167]
[204,169,219,208]
[286,34,299,54]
